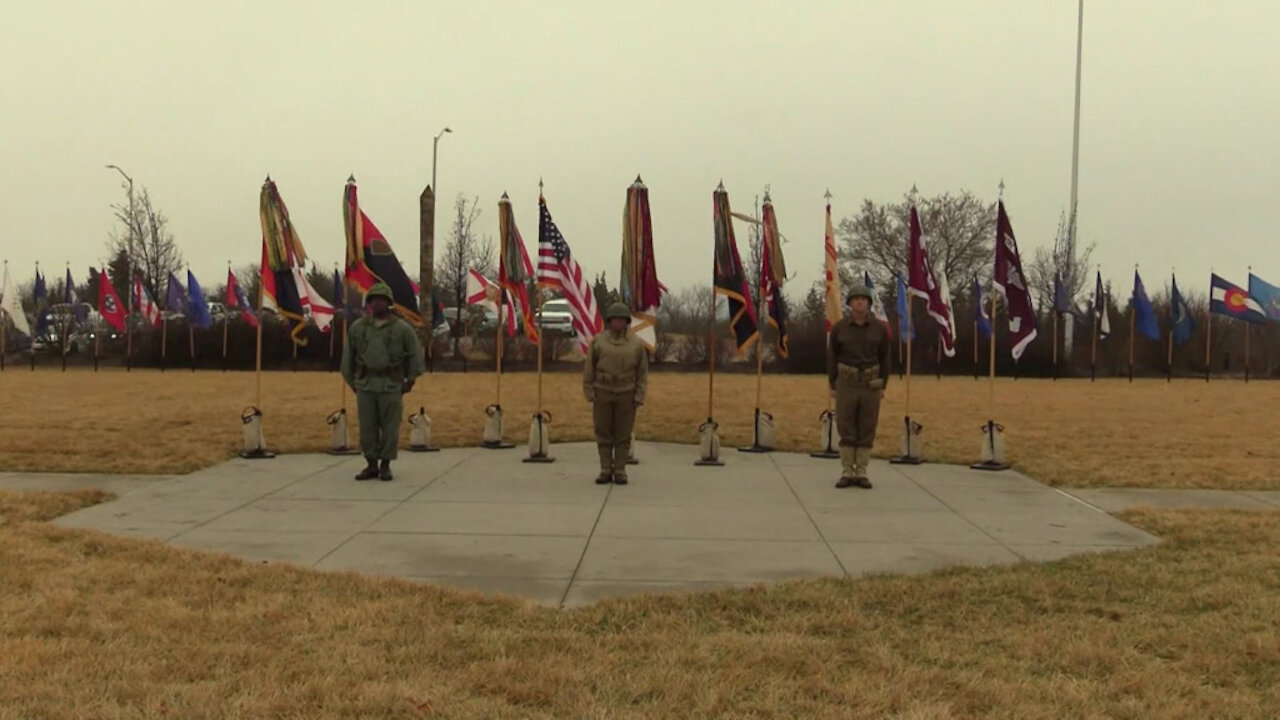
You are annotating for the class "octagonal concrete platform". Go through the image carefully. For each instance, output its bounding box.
[45,442,1159,607]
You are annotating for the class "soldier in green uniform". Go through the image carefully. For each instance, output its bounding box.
[583,302,649,485]
[827,285,890,488]
[341,282,425,481]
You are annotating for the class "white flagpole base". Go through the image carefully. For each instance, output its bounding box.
[889,416,925,465]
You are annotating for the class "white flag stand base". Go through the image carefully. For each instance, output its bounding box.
[626,431,639,465]
[407,407,440,453]
[889,416,925,465]
[325,408,361,455]
[239,406,275,460]
[523,411,555,463]
[738,408,777,453]
[480,404,515,449]
[810,409,840,459]
[970,420,1010,471]
[694,419,724,466]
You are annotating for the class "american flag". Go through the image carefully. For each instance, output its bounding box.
[536,197,602,353]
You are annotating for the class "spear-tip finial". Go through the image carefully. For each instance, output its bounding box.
[998,179,1005,199]
[715,180,725,193]
[264,174,271,184]
[347,174,356,184]
[824,188,832,201]
[634,174,643,184]
[762,184,772,203]
[500,191,509,202]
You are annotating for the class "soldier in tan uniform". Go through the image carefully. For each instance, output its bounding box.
[827,285,890,488]
[583,302,649,485]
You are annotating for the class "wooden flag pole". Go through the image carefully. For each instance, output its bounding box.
[1244,322,1251,383]
[904,295,913,419]
[973,318,979,380]
[1127,300,1135,383]
[707,284,716,422]
[160,316,168,372]
[221,263,231,371]
[987,285,997,417]
[1052,311,1059,379]
[1204,308,1211,383]
[188,322,195,372]
[536,289,544,414]
[494,297,503,405]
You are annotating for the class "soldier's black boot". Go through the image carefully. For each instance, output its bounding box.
[355,458,379,481]
[378,459,393,481]
[595,445,614,485]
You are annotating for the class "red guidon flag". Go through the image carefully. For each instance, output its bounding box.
[97,269,127,332]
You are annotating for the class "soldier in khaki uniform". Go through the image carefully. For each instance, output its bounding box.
[341,282,425,482]
[583,302,649,485]
[827,285,890,488]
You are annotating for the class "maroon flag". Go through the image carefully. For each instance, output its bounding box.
[993,200,1038,359]
[905,204,956,356]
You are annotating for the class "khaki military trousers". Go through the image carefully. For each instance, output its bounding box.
[356,390,403,461]
[835,374,882,449]
[592,390,637,473]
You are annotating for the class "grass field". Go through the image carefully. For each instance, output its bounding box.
[1,369,1277,488]
[1,490,1277,718]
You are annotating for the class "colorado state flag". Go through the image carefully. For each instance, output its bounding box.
[1209,274,1266,325]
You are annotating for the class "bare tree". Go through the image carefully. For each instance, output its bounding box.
[437,194,494,356]
[836,190,995,289]
[1028,209,1095,313]
[107,187,183,302]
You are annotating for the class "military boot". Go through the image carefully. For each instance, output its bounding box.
[378,459,394,482]
[835,447,857,488]
[853,448,873,489]
[595,445,614,485]
[355,458,379,481]
[613,441,630,485]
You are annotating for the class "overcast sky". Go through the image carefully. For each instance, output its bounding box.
[2,0,1276,302]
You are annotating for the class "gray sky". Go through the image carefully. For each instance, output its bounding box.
[2,0,1276,303]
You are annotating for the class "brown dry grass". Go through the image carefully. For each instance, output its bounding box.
[1,369,1276,488]
[1,492,1277,718]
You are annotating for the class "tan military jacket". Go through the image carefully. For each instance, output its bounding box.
[827,314,890,390]
[583,330,649,403]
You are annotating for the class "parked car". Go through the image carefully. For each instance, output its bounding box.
[534,298,575,335]
[207,302,228,322]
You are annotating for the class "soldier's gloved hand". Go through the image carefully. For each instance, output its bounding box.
[402,380,415,395]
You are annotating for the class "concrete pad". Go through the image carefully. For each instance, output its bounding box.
[52,494,248,537]
[1242,491,1280,508]
[786,468,949,511]
[0,474,168,496]
[168,528,352,566]
[136,472,307,501]
[366,501,603,536]
[1007,544,1148,563]
[266,462,446,501]
[604,474,798,507]
[809,508,996,544]
[413,472,610,505]
[959,506,1160,547]
[1064,488,1277,512]
[562,580,753,607]
[314,532,587,579]
[594,503,821,541]
[829,541,1021,577]
[576,537,845,583]
[896,461,1044,490]
[919,484,1088,514]
[199,499,398,534]
[403,575,570,606]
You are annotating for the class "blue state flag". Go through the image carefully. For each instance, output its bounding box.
[33,270,49,335]
[971,276,991,339]
[895,273,913,341]
[1131,270,1159,341]
[186,270,212,329]
[1053,273,1072,314]
[1248,273,1280,322]
[1170,274,1195,346]
[165,273,186,314]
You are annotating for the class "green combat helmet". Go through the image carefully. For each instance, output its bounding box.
[604,302,632,323]
[364,282,394,303]
[845,285,873,303]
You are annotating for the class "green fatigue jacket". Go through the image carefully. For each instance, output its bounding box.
[582,330,649,403]
[341,315,426,393]
[827,315,891,389]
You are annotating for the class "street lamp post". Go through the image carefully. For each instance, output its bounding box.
[431,126,452,209]
[106,164,136,370]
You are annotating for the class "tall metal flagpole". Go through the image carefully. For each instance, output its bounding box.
[1068,0,1085,256]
